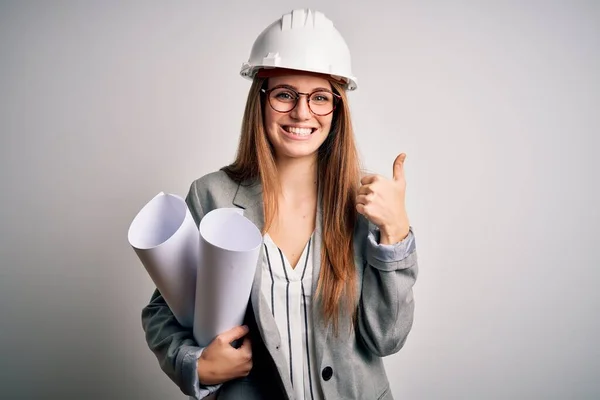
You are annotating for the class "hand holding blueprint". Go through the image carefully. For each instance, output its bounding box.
[128,192,263,346]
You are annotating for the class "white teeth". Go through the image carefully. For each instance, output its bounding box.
[285,126,314,136]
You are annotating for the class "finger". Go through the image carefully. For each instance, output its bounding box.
[392,153,406,181]
[358,184,373,196]
[239,337,252,359]
[240,336,252,350]
[361,174,379,185]
[356,203,367,216]
[217,325,249,345]
[356,194,370,205]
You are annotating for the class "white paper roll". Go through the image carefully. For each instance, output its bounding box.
[127,192,198,328]
[194,208,263,347]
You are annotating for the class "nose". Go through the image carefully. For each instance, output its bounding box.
[289,94,312,121]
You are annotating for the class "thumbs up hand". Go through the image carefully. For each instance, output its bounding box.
[356,153,410,245]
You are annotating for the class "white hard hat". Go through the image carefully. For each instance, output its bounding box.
[240,9,358,90]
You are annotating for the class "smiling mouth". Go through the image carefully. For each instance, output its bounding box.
[282,126,316,136]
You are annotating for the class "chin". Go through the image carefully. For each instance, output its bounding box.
[278,147,320,160]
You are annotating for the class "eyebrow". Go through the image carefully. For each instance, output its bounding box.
[272,84,332,92]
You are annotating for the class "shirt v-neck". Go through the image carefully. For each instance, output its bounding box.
[263,232,314,281]
[260,231,323,400]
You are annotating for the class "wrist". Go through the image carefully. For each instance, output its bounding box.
[379,224,409,245]
[197,356,213,385]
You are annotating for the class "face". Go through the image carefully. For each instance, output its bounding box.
[263,73,336,161]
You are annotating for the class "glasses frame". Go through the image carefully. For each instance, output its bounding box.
[261,86,342,116]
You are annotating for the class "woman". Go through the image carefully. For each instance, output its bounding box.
[141,9,418,400]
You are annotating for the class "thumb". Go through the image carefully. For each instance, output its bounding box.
[393,153,406,181]
[218,325,249,344]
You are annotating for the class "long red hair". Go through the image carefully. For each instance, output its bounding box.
[222,77,361,332]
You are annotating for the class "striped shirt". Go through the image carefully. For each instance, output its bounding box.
[261,232,323,400]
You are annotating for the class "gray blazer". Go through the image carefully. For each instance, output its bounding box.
[141,170,418,400]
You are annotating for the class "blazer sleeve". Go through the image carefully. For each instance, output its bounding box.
[140,180,222,399]
[356,220,418,357]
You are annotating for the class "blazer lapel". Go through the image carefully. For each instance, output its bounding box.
[311,196,331,371]
[231,179,294,398]
[231,179,264,230]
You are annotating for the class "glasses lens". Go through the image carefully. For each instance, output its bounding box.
[268,88,297,113]
[308,91,335,116]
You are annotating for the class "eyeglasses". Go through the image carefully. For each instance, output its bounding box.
[261,86,341,116]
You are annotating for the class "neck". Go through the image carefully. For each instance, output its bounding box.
[275,154,318,200]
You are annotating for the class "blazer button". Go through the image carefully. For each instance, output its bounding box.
[322,366,333,381]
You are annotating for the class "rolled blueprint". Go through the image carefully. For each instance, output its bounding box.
[127,192,198,328]
[193,208,263,347]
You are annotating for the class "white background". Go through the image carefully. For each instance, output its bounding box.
[1,1,598,399]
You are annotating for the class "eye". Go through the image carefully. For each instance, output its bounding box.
[310,92,332,103]
[272,89,296,102]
